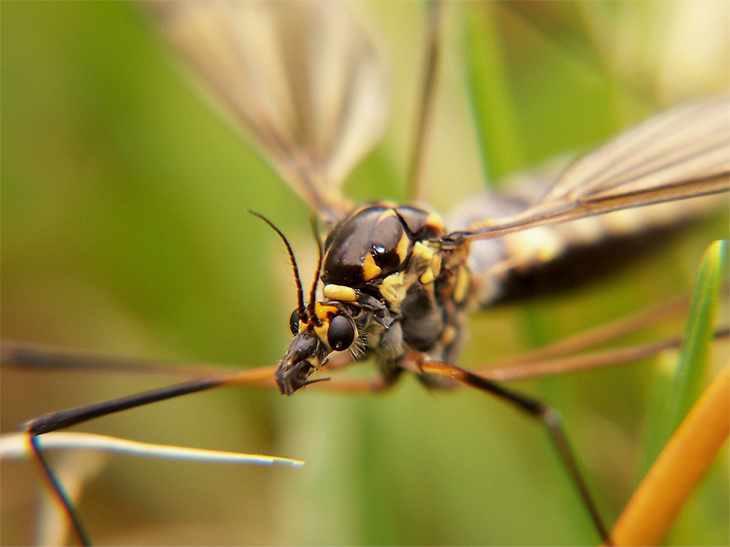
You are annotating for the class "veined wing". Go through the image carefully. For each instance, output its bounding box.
[448,96,729,242]
[148,1,389,224]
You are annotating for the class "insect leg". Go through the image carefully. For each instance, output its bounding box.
[20,367,278,545]
[479,328,729,383]
[478,296,696,372]
[26,433,91,546]
[401,351,610,543]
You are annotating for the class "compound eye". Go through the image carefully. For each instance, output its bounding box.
[288,309,300,335]
[327,314,356,351]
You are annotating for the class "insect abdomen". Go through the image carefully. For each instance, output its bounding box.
[450,189,724,307]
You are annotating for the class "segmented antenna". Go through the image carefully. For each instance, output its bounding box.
[248,210,306,321]
[308,216,324,326]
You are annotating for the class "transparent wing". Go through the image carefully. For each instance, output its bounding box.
[449,97,729,242]
[148,1,389,224]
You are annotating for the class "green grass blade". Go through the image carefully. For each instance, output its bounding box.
[638,240,727,478]
[461,2,524,184]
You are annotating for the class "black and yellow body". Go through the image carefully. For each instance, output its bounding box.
[277,184,724,395]
[277,203,473,393]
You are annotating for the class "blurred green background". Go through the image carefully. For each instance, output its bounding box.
[2,1,728,545]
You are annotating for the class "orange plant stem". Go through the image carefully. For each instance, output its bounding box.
[610,362,730,546]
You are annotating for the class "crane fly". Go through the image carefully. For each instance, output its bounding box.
[2,1,729,545]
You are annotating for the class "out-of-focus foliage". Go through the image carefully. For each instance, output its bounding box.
[2,2,727,545]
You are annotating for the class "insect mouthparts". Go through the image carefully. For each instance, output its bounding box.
[275,360,314,396]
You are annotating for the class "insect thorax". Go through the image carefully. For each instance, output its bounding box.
[321,202,472,379]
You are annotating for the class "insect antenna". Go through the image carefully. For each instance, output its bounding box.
[307,216,324,326]
[248,210,306,322]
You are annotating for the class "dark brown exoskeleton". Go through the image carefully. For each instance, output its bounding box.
[276,203,472,394]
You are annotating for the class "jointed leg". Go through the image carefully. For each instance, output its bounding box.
[400,351,611,543]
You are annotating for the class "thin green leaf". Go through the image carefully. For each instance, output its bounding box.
[461,2,524,183]
[638,240,727,477]
[675,240,727,417]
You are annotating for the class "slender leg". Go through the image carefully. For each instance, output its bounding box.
[27,433,91,546]
[401,351,611,543]
[20,368,277,545]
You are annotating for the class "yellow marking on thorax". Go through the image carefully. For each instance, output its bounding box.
[426,212,444,234]
[362,253,382,281]
[411,241,440,283]
[323,284,357,302]
[376,208,397,223]
[380,271,407,310]
[412,241,436,263]
[396,232,410,264]
[419,252,443,285]
[453,265,470,304]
